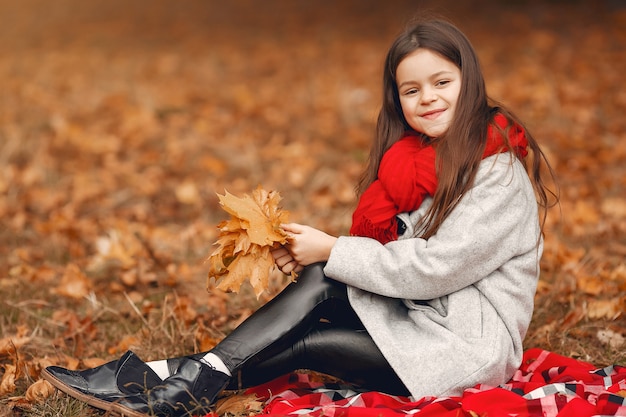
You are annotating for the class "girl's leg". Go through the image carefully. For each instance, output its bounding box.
[208,262,362,373]
[129,261,360,376]
[42,263,364,414]
[230,323,411,396]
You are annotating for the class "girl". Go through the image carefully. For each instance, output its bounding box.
[42,18,555,417]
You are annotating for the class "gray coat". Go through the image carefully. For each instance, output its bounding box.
[324,154,542,399]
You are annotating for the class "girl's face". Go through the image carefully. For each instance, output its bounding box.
[396,48,461,138]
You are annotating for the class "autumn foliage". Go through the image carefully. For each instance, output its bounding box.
[207,187,294,298]
[0,1,625,416]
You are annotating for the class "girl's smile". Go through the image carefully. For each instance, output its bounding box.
[396,48,461,138]
[420,108,446,119]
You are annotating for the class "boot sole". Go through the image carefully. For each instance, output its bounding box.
[41,368,150,417]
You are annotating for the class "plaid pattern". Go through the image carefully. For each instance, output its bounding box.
[237,349,626,417]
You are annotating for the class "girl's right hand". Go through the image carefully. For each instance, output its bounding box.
[271,246,304,275]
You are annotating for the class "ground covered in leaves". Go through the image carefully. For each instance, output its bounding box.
[0,0,625,416]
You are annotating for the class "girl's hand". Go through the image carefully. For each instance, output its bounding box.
[271,246,304,274]
[281,223,338,266]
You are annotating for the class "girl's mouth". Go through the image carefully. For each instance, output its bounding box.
[420,109,445,120]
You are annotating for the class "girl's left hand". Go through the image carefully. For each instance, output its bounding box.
[271,246,304,274]
[281,223,338,266]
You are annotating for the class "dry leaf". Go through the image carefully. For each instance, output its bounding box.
[89,230,139,271]
[601,197,626,218]
[576,274,605,296]
[173,296,199,324]
[207,187,293,298]
[194,323,221,352]
[25,379,55,403]
[5,395,34,411]
[0,365,17,396]
[175,180,201,205]
[82,357,108,368]
[52,263,92,300]
[63,355,81,371]
[108,335,141,355]
[214,393,265,417]
[587,297,624,320]
[0,336,31,357]
[597,329,625,349]
[217,188,288,247]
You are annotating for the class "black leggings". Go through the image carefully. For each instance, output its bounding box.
[207,263,410,396]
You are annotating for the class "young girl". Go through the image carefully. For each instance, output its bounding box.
[42,18,555,417]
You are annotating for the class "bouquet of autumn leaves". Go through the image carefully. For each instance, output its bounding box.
[207,187,296,298]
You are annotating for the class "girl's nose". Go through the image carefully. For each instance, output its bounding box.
[420,87,437,104]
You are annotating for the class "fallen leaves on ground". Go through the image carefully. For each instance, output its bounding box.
[0,1,624,415]
[214,393,265,417]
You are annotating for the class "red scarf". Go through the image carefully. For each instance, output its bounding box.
[350,114,528,244]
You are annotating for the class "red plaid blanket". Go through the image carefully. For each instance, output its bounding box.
[236,349,626,417]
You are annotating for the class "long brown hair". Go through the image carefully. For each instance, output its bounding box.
[357,18,557,239]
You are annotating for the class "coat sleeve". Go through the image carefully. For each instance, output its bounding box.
[324,155,540,300]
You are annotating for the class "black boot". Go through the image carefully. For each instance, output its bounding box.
[41,350,163,415]
[116,358,230,417]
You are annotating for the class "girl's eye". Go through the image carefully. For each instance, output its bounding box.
[404,88,419,95]
[436,80,450,87]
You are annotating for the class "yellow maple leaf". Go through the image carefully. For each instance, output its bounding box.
[217,188,288,246]
[208,186,292,298]
[215,248,274,298]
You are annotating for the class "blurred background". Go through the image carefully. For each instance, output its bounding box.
[0,0,625,413]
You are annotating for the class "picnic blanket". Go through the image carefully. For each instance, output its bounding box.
[239,349,626,417]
